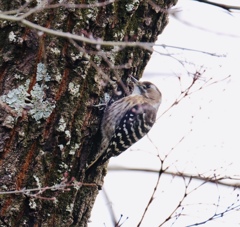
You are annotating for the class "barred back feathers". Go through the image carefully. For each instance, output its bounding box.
[87,79,162,169]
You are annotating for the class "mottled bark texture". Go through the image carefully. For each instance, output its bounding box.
[0,0,176,226]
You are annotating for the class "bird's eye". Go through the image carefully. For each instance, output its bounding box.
[144,84,151,89]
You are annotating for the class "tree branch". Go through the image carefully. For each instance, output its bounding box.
[108,166,240,188]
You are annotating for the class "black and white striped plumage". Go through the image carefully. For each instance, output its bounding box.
[88,80,162,168]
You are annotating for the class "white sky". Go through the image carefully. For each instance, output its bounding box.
[89,1,240,226]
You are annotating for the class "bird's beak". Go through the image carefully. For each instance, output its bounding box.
[130,76,139,84]
[130,76,146,94]
[130,76,142,88]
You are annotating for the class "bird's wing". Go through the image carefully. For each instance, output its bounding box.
[100,102,157,163]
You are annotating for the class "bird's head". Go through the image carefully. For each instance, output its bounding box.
[131,77,162,109]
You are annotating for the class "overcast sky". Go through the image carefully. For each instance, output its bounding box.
[89,1,240,226]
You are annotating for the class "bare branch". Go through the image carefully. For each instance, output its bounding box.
[171,10,240,38]
[192,0,240,12]
[0,13,154,51]
[2,0,116,16]
[108,167,240,188]
[137,159,165,226]
[0,176,96,199]
[186,197,240,226]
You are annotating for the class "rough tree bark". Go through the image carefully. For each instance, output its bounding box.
[0,0,176,226]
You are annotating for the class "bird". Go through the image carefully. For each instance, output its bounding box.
[87,77,162,169]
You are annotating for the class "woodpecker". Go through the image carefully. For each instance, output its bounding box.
[87,77,162,169]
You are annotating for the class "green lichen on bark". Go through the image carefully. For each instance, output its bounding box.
[0,0,177,225]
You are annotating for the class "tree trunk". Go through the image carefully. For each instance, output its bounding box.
[0,0,176,226]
